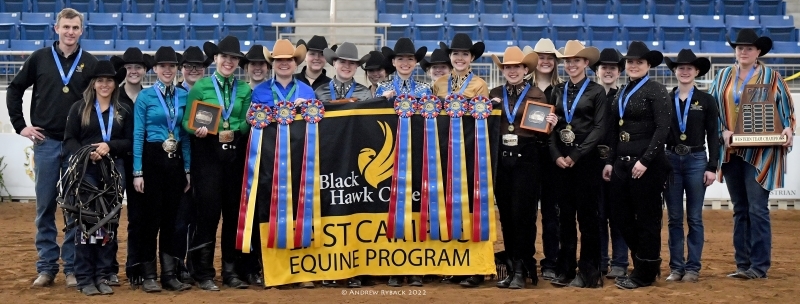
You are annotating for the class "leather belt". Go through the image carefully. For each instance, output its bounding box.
[618,131,651,143]
[617,156,639,161]
[667,144,705,156]
[501,151,522,158]
[222,144,237,150]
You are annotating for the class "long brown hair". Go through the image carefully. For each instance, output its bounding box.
[81,77,122,127]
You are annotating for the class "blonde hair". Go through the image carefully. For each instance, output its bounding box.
[57,8,84,27]
[81,78,121,127]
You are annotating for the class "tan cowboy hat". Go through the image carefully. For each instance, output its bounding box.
[267,39,307,65]
[557,40,600,66]
[529,38,563,56]
[492,46,538,71]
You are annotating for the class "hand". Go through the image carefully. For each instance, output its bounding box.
[91,142,110,156]
[183,174,191,193]
[722,129,734,149]
[134,177,144,193]
[782,128,793,147]
[382,90,396,99]
[293,98,307,107]
[703,171,716,187]
[89,151,102,161]
[602,165,612,182]
[195,126,208,138]
[564,156,575,167]
[490,97,501,103]
[555,157,569,169]
[631,161,648,179]
[21,126,45,142]
[546,113,558,127]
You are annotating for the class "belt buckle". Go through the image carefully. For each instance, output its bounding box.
[619,131,630,142]
[222,144,236,150]
[674,144,690,155]
[619,156,631,161]
[167,152,177,159]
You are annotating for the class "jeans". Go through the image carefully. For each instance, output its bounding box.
[33,138,74,276]
[665,151,707,274]
[722,155,771,277]
[599,182,629,269]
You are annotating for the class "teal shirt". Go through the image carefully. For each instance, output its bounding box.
[183,72,252,135]
[133,83,191,173]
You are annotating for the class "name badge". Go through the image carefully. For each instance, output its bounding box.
[502,134,518,146]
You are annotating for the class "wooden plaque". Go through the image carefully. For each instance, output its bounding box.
[187,101,222,135]
[520,100,555,134]
[731,84,787,147]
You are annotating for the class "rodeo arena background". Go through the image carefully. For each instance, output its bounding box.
[2,0,800,303]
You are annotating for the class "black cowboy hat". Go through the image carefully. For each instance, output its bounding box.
[110,47,152,72]
[591,48,624,72]
[420,48,451,71]
[89,60,127,84]
[623,41,663,67]
[295,39,305,47]
[203,36,245,58]
[664,49,712,77]
[439,33,485,61]
[381,38,427,62]
[304,35,328,52]
[727,28,772,57]
[180,45,213,67]
[239,44,270,68]
[154,46,183,64]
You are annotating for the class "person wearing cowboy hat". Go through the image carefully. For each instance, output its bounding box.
[710,28,794,281]
[546,41,607,289]
[294,35,333,90]
[182,35,253,291]
[241,44,272,90]
[420,48,451,83]
[431,33,488,100]
[179,45,213,91]
[314,42,373,102]
[488,46,557,290]
[252,40,315,107]
[129,46,193,293]
[376,37,432,101]
[591,48,630,280]
[63,60,130,296]
[661,49,719,284]
[363,50,389,97]
[600,41,672,290]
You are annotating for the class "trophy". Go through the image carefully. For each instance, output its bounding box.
[731,84,787,147]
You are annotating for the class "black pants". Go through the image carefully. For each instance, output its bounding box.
[126,143,186,268]
[537,145,560,272]
[552,150,602,276]
[189,133,248,281]
[173,191,193,272]
[495,142,539,260]
[609,154,669,261]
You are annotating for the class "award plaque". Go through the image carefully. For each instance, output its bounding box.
[731,84,787,147]
[188,101,223,135]
[520,100,555,134]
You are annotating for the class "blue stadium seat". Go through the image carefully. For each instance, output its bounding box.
[691,15,726,41]
[99,0,128,13]
[649,0,681,15]
[515,13,547,26]
[21,12,54,24]
[485,40,514,53]
[616,0,646,15]
[1,0,30,13]
[254,40,277,50]
[9,40,46,51]
[772,41,800,54]
[184,39,215,48]
[227,0,258,13]
[223,13,256,40]
[664,40,700,53]
[123,13,156,25]
[86,23,118,40]
[0,13,20,40]
[66,0,97,12]
[158,13,190,24]
[148,39,184,51]
[550,14,585,41]
[516,14,549,41]
[655,14,691,41]
[482,14,514,41]
[189,13,222,40]
[447,14,480,40]
[20,13,54,40]
[582,0,612,15]
[131,0,161,13]
[155,24,186,40]
[121,24,152,39]
[548,0,578,14]
[585,14,619,42]
[260,0,294,17]
[32,0,63,13]
[414,40,440,53]
[89,12,122,24]
[378,13,411,25]
[0,39,8,49]
[195,0,223,13]
[762,15,796,41]
[512,0,543,14]
[413,13,444,40]
[480,0,510,14]
[701,41,731,53]
[719,0,750,16]
[684,0,716,15]
[377,0,411,14]
[255,12,290,41]
[80,39,115,51]
[752,0,785,16]
[726,15,760,30]
[620,14,655,41]
[115,39,148,50]
[163,0,191,13]
[413,0,444,14]
[591,40,626,53]
[447,0,476,14]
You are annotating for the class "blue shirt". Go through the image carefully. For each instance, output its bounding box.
[375,73,433,98]
[252,78,316,106]
[133,82,191,173]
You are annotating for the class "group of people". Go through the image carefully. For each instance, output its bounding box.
[6,8,794,295]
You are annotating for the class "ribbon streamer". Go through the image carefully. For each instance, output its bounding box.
[470,96,492,242]
[445,94,470,241]
[387,94,416,240]
[268,101,296,249]
[295,99,325,248]
[419,95,446,241]
[237,104,272,252]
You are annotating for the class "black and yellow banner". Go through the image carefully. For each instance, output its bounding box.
[246,98,501,286]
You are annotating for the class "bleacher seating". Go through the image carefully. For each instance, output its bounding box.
[81,39,115,51]
[0,13,21,40]
[650,0,681,15]
[1,0,29,13]
[656,14,692,41]
[99,0,127,13]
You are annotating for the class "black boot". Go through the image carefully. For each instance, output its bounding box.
[222,260,249,289]
[576,260,602,288]
[178,259,195,285]
[161,253,191,291]
[496,258,514,288]
[521,256,539,286]
[193,247,219,291]
[509,259,526,289]
[459,275,484,288]
[126,263,143,290]
[141,259,162,293]
[616,256,661,290]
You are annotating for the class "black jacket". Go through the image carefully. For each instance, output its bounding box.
[668,86,720,172]
[294,66,332,90]
[63,100,133,157]
[549,77,609,163]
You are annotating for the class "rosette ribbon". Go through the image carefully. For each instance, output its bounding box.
[445,94,470,241]
[295,99,325,248]
[387,94,417,240]
[418,95,446,241]
[236,103,272,252]
[470,96,494,242]
[267,101,296,249]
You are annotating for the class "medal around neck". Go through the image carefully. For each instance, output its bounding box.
[163,132,178,153]
[731,83,787,146]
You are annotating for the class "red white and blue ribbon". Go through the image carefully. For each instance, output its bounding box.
[237,103,272,252]
[295,99,324,248]
[419,95,446,241]
[470,96,492,242]
[387,94,416,240]
[268,101,296,249]
[445,94,469,241]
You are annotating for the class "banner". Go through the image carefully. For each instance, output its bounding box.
[243,98,500,286]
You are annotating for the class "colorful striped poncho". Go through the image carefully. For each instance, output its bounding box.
[709,63,795,191]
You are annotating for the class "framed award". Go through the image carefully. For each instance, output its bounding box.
[520,100,555,134]
[731,84,786,147]
[188,101,223,135]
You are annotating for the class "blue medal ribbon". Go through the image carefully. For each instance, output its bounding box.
[618,75,650,120]
[674,87,694,135]
[153,85,180,135]
[212,77,237,125]
[94,100,114,142]
[272,79,297,102]
[328,80,357,99]
[51,46,83,90]
[733,65,757,105]
[563,78,590,125]
[503,83,531,126]
[447,73,474,95]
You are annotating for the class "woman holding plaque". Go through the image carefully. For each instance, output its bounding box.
[489,46,556,290]
[548,41,607,288]
[182,36,253,291]
[130,46,192,293]
[601,41,671,290]
[709,29,794,280]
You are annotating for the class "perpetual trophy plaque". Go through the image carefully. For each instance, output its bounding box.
[731,84,787,147]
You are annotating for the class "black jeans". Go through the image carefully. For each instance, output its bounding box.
[495,142,539,260]
[537,145,560,272]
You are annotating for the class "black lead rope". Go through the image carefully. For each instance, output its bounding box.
[57,145,124,243]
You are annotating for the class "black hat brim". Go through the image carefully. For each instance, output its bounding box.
[439,41,485,62]
[664,57,711,78]
[727,36,773,57]
[622,50,663,68]
[110,55,152,72]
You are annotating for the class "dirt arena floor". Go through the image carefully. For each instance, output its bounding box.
[0,202,798,303]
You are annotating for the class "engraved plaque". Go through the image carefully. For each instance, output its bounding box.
[731,84,786,147]
[520,100,555,134]
[188,101,223,135]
